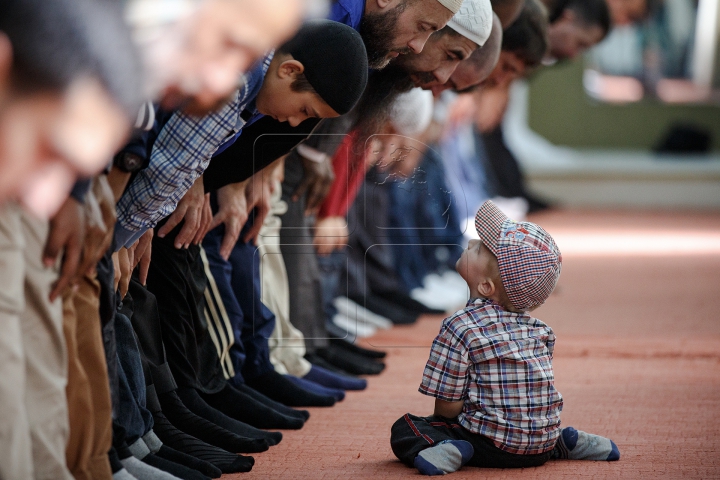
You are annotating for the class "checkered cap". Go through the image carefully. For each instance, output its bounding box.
[475,200,562,311]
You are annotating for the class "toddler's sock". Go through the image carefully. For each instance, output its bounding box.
[201,384,305,429]
[553,427,620,461]
[414,440,474,476]
[303,365,368,391]
[233,383,310,421]
[286,375,345,401]
[121,456,181,479]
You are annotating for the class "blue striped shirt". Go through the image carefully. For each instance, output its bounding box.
[115,53,273,247]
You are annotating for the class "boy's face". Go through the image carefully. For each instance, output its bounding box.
[255,59,339,127]
[456,239,499,297]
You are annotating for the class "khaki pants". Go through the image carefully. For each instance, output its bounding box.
[0,203,72,480]
[258,183,312,378]
[63,274,113,480]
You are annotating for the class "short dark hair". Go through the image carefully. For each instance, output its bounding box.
[0,0,142,117]
[565,0,612,39]
[548,0,612,37]
[502,0,549,69]
[290,72,319,95]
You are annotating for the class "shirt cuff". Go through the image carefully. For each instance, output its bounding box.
[70,179,92,204]
[114,222,148,251]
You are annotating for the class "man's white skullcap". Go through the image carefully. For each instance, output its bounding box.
[447,0,493,46]
[436,0,463,14]
[389,88,434,137]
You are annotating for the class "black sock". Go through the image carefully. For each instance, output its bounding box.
[142,453,211,480]
[176,387,283,446]
[305,353,357,377]
[156,445,222,478]
[109,447,125,474]
[233,383,310,421]
[151,409,254,474]
[330,337,387,359]
[316,345,386,375]
[245,370,336,407]
[159,390,269,453]
[201,384,305,430]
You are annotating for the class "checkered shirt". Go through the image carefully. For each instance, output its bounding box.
[116,53,273,238]
[419,297,563,455]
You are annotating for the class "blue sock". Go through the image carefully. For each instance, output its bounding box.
[303,365,368,391]
[553,427,620,461]
[413,440,474,476]
[286,375,345,401]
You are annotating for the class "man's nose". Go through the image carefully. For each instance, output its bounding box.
[408,35,427,54]
[430,84,448,98]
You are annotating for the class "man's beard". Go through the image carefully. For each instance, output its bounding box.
[410,70,436,87]
[360,2,410,69]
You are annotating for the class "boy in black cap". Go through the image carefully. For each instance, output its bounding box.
[115,19,368,248]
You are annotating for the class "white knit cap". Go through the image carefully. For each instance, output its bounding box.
[436,0,463,14]
[389,88,434,137]
[447,0,493,46]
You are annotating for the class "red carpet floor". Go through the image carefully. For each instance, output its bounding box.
[229,209,720,479]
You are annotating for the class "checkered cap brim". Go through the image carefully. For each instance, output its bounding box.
[475,201,562,311]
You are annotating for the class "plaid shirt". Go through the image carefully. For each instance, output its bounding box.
[115,53,273,246]
[419,297,563,455]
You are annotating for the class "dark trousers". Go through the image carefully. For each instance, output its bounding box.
[202,217,275,383]
[391,414,553,469]
[279,155,327,351]
[146,219,226,394]
[114,312,154,443]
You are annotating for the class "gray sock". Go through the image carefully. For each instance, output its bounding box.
[142,430,164,454]
[120,456,181,479]
[128,438,151,460]
[554,427,620,461]
[113,468,138,480]
[414,440,474,475]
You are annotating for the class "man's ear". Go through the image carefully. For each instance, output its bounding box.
[277,59,305,80]
[0,33,13,97]
[477,277,496,298]
[373,0,395,11]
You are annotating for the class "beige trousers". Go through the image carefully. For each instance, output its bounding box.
[63,274,113,480]
[0,203,72,480]
[257,183,312,378]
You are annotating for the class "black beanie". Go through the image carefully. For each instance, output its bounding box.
[279,19,368,115]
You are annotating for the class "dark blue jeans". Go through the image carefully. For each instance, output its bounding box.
[114,312,154,443]
[202,214,275,384]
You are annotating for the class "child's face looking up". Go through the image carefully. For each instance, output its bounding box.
[456,239,501,299]
[256,58,339,127]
